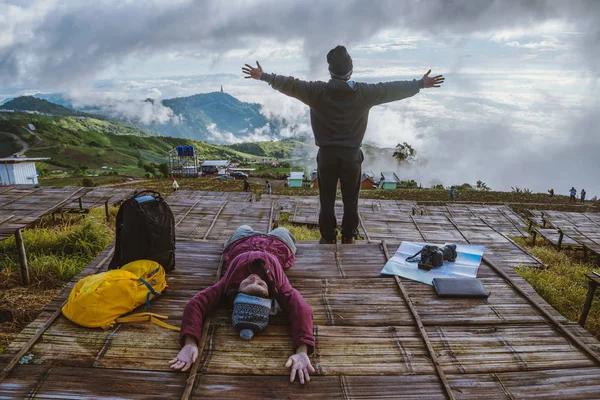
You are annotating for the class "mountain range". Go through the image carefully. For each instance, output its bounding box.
[1,92,282,143]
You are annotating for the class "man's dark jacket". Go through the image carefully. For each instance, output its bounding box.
[261,73,423,148]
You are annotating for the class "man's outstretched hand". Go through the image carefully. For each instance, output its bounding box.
[285,349,315,384]
[422,70,445,88]
[242,61,263,80]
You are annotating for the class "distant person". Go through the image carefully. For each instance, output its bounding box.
[548,188,554,198]
[243,177,250,192]
[265,180,272,195]
[569,187,577,202]
[172,179,179,192]
[243,46,444,244]
[580,189,586,204]
[449,186,455,201]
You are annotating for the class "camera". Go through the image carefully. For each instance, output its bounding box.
[406,244,458,271]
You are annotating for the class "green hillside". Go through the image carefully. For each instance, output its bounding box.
[0,96,89,117]
[224,140,307,158]
[0,112,271,174]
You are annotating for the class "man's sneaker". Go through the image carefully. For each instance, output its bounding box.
[341,237,356,244]
[319,237,337,244]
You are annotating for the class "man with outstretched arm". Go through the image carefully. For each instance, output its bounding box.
[243,46,444,244]
[169,225,315,384]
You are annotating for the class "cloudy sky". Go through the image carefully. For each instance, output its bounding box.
[1,0,599,195]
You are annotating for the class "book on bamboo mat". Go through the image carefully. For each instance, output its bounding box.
[432,278,489,298]
[381,241,485,286]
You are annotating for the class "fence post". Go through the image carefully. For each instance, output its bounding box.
[15,229,30,286]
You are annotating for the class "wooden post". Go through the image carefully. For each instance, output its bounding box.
[531,230,537,246]
[528,219,533,231]
[578,277,599,327]
[78,197,83,210]
[104,201,110,222]
[557,230,564,251]
[14,229,30,286]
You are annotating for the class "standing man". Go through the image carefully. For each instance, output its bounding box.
[243,177,250,193]
[580,189,586,204]
[449,186,455,201]
[243,46,444,244]
[569,187,577,202]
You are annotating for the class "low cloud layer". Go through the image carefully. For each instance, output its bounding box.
[1,0,599,88]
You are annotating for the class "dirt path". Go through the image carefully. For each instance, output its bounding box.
[0,131,28,155]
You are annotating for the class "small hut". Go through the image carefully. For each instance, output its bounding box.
[361,172,376,190]
[380,172,400,190]
[0,156,49,185]
[201,160,230,176]
[287,171,304,188]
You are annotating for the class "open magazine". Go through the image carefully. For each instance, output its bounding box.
[381,241,485,285]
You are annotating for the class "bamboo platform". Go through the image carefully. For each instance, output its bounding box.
[0,186,89,241]
[166,197,279,240]
[423,204,529,238]
[532,228,580,249]
[60,187,138,211]
[170,190,254,202]
[536,210,600,259]
[1,240,599,399]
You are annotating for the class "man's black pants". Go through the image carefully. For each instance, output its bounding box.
[317,147,363,240]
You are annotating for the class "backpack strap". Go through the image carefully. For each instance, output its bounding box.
[116,312,180,331]
[138,277,160,308]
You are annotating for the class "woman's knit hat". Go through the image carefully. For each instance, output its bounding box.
[232,293,272,340]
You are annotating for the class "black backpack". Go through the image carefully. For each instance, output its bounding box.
[108,190,176,272]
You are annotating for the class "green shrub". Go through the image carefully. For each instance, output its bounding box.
[81,178,95,187]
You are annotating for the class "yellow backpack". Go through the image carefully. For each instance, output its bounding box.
[62,259,179,331]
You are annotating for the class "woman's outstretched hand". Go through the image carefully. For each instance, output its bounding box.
[285,344,316,384]
[168,344,198,372]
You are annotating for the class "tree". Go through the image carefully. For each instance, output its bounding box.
[393,142,416,164]
[158,162,170,178]
[143,164,156,175]
[475,180,491,191]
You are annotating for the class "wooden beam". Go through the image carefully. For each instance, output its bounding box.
[579,275,599,327]
[104,201,110,222]
[410,215,427,242]
[14,228,29,286]
[202,201,228,240]
[380,241,456,400]
[182,256,224,400]
[358,212,370,242]
[557,230,564,251]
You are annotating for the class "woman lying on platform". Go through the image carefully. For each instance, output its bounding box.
[168,225,315,384]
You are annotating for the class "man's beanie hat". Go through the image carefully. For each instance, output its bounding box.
[232,293,272,340]
[327,45,353,78]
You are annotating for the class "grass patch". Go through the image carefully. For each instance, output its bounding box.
[0,208,113,288]
[278,212,321,241]
[0,287,58,354]
[514,236,600,340]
